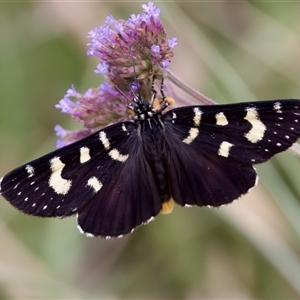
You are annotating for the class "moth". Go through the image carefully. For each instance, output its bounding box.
[1,80,300,238]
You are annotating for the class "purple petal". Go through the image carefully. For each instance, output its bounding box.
[55,98,76,114]
[161,59,170,68]
[151,44,160,53]
[168,37,178,48]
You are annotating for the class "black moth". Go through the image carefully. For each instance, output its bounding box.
[1,79,300,238]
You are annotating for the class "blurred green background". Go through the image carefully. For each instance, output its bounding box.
[1,2,300,299]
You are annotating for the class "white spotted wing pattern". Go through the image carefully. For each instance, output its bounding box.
[1,99,300,238]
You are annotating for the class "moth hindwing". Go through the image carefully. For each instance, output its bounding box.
[1,97,300,238]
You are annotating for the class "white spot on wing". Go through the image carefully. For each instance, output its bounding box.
[253,167,259,187]
[182,128,199,144]
[244,107,266,143]
[122,124,127,132]
[172,112,177,124]
[193,107,202,126]
[99,131,110,150]
[87,176,103,193]
[25,164,35,178]
[77,223,84,234]
[273,102,282,113]
[108,149,129,162]
[49,157,72,195]
[215,112,229,126]
[80,147,91,163]
[143,216,155,225]
[244,167,259,195]
[77,223,95,238]
[218,141,234,158]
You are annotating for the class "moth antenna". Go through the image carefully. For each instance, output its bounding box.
[114,45,144,109]
[151,75,157,95]
[115,85,130,102]
[159,77,166,104]
[129,46,142,104]
[115,85,135,110]
[160,77,165,100]
[150,75,157,106]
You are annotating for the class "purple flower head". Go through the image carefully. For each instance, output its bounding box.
[54,125,93,148]
[57,83,130,128]
[87,2,177,97]
[55,83,131,146]
[55,2,180,147]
